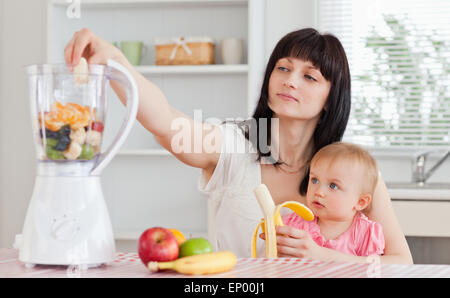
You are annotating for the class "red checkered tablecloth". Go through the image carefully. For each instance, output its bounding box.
[1,248,449,278]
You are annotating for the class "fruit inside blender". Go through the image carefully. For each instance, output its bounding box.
[38,101,104,161]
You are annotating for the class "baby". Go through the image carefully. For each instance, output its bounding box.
[283,142,385,256]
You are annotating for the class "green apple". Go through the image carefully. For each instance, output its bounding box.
[79,144,94,160]
[46,144,65,160]
[46,138,59,148]
[178,237,213,258]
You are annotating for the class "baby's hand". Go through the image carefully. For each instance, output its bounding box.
[274,226,327,261]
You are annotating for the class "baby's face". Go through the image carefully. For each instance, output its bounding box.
[306,157,366,221]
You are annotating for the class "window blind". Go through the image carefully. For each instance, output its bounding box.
[317,0,450,148]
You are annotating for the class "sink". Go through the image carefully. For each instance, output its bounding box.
[387,182,450,190]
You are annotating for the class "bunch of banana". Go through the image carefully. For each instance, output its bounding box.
[148,251,237,275]
[252,184,314,258]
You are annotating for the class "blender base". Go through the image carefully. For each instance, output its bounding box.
[18,175,116,266]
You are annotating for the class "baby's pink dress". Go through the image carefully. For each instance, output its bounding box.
[282,212,385,256]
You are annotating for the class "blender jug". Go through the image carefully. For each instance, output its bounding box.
[17,60,138,267]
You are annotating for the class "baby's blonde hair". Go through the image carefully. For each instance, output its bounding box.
[310,142,379,196]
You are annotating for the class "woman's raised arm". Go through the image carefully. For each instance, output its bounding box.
[64,28,221,171]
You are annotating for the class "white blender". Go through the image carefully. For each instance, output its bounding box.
[16,59,138,268]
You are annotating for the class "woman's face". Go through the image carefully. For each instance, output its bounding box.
[268,57,331,121]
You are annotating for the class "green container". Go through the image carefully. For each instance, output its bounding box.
[120,41,143,66]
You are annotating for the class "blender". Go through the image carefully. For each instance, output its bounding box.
[15,59,138,267]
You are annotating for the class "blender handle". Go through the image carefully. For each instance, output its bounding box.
[90,59,139,176]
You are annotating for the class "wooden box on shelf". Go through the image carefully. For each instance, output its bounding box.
[155,37,215,65]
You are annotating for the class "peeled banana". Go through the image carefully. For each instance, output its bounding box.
[63,142,82,160]
[86,130,102,147]
[69,127,87,145]
[148,251,237,275]
[252,184,314,258]
[73,57,89,85]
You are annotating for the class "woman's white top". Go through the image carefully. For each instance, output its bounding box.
[198,123,266,257]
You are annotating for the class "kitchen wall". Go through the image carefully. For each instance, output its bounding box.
[264,0,317,62]
[0,0,449,264]
[0,0,3,246]
[0,0,48,250]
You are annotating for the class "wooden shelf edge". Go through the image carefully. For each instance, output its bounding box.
[51,0,248,8]
[136,64,248,75]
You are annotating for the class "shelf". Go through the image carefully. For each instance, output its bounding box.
[135,64,248,75]
[115,229,208,240]
[117,149,172,156]
[52,0,247,9]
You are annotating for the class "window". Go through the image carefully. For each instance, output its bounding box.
[318,0,450,148]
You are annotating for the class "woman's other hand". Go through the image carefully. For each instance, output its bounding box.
[260,226,328,260]
[64,28,126,69]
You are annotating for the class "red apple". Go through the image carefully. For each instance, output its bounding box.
[138,227,179,265]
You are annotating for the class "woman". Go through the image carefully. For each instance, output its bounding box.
[65,28,413,263]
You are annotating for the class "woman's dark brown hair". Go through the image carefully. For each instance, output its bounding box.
[239,28,351,195]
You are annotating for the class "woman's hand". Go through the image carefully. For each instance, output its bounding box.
[64,28,126,69]
[260,226,329,260]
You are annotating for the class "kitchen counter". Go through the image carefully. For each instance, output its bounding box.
[386,186,450,237]
[388,188,450,201]
[1,248,449,278]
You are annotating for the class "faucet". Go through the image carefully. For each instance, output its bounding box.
[412,150,450,184]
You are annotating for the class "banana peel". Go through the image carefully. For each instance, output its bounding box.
[252,184,314,258]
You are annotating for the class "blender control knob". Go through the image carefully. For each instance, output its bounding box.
[51,217,79,241]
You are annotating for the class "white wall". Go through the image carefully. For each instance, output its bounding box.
[0,0,3,248]
[0,0,48,247]
[264,0,317,61]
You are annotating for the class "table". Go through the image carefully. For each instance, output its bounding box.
[1,248,449,278]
